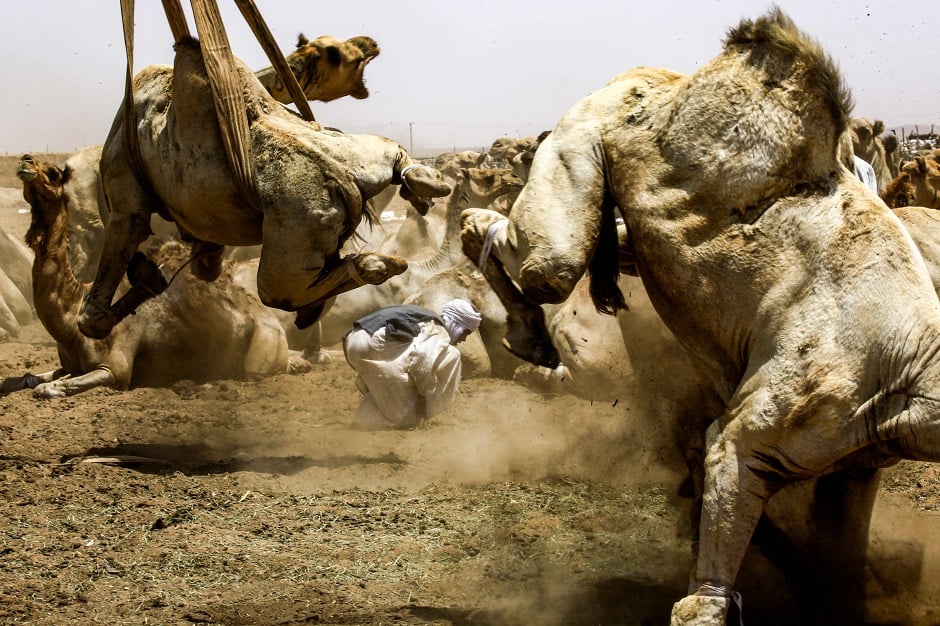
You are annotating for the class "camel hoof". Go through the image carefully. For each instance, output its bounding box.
[669,595,730,625]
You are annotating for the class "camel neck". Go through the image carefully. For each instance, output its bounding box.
[29,206,85,344]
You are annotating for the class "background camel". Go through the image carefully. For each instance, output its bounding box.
[462,10,940,625]
[9,155,290,398]
[78,36,450,342]
[883,153,940,209]
[849,117,895,196]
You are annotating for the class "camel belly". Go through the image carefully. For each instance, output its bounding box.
[167,204,264,246]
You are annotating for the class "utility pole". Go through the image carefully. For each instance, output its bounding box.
[409,122,414,154]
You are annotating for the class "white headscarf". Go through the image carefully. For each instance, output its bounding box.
[441,299,482,342]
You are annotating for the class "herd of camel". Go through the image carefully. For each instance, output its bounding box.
[7,8,940,624]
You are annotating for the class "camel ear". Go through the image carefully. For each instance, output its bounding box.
[873,120,885,135]
[296,33,309,48]
[914,156,928,174]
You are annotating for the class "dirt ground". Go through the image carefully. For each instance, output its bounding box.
[2,166,940,626]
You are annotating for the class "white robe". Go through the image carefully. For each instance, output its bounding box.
[343,321,462,429]
[853,155,878,193]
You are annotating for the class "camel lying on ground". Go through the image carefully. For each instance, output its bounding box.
[7,155,290,398]
[463,9,940,624]
[77,36,450,342]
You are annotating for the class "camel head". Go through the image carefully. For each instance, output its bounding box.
[487,136,537,164]
[433,151,488,180]
[397,163,453,216]
[459,167,525,209]
[884,155,940,209]
[850,118,886,165]
[17,155,68,248]
[267,34,380,103]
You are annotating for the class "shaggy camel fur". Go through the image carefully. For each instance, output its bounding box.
[8,155,289,398]
[463,9,940,624]
[78,36,450,341]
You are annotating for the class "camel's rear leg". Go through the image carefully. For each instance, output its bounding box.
[293,252,409,329]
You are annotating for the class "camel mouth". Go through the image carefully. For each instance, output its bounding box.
[16,166,37,182]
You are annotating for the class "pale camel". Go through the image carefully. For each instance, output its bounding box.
[0,223,34,311]
[882,153,940,209]
[78,36,450,341]
[9,155,290,398]
[62,35,381,282]
[59,145,107,282]
[463,10,940,624]
[849,117,893,196]
[487,136,537,165]
[254,34,379,104]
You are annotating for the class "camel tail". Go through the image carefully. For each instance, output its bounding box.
[588,190,626,315]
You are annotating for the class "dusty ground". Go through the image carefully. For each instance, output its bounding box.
[1,160,940,625]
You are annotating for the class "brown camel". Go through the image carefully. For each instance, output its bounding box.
[77,36,450,341]
[883,153,940,209]
[462,9,940,624]
[7,155,290,398]
[254,34,379,104]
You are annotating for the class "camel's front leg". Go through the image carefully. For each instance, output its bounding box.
[293,252,409,329]
[33,368,116,399]
[671,423,767,625]
[461,208,559,368]
[0,368,68,394]
[78,209,156,339]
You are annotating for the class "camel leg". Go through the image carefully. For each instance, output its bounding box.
[244,317,289,380]
[33,368,116,399]
[671,417,772,625]
[294,253,409,329]
[190,240,226,282]
[461,209,559,368]
[78,196,156,340]
[748,469,879,625]
[0,368,68,394]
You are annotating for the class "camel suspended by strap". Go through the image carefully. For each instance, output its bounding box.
[77,1,452,340]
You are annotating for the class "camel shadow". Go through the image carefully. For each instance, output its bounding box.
[64,443,404,476]
[407,576,684,626]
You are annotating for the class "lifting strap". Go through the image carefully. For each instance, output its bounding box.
[190,0,261,211]
[118,0,153,196]
[233,0,317,123]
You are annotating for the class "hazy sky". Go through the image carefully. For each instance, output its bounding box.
[2,1,937,155]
